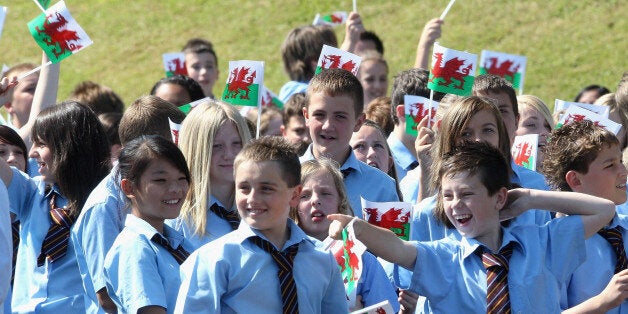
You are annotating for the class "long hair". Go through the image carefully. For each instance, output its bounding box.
[31,101,111,216]
[178,100,252,237]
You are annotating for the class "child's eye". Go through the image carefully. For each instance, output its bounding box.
[153,178,167,183]
[525,123,536,128]
[335,114,347,120]
[442,194,453,201]
[373,143,385,150]
[300,192,311,200]
[352,143,365,151]
[482,127,495,133]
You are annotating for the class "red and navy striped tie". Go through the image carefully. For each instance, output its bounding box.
[210,203,240,231]
[251,236,300,314]
[150,234,190,265]
[482,244,514,314]
[598,227,628,274]
[37,192,76,267]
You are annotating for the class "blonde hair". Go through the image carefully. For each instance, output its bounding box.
[517,94,555,129]
[178,100,252,237]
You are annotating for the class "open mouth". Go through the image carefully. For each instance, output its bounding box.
[311,210,325,222]
[454,214,472,224]
[163,199,181,205]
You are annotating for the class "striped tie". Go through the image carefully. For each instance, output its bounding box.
[251,236,299,314]
[11,221,19,284]
[482,243,514,314]
[598,227,628,274]
[210,203,240,231]
[340,168,353,179]
[37,192,77,267]
[150,234,190,265]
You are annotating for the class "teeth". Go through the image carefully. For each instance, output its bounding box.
[617,183,626,188]
[312,213,324,217]
[455,214,471,221]
[163,199,179,204]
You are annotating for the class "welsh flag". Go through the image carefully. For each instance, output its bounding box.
[261,86,284,108]
[163,52,187,77]
[315,45,361,76]
[221,60,264,107]
[179,96,210,115]
[511,134,538,171]
[554,99,609,118]
[350,300,396,314]
[27,1,93,64]
[323,221,366,308]
[0,6,6,40]
[361,197,412,240]
[479,50,526,91]
[404,95,439,136]
[556,104,622,135]
[428,42,477,96]
[312,11,347,26]
[168,118,181,146]
[37,0,52,9]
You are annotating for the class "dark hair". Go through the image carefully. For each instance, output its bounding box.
[69,81,125,115]
[0,125,28,171]
[283,92,306,126]
[118,95,186,145]
[390,68,445,124]
[574,84,610,103]
[359,30,384,55]
[365,96,394,137]
[281,25,338,82]
[435,141,510,228]
[543,120,619,192]
[150,74,205,104]
[182,38,218,68]
[306,68,364,117]
[472,74,519,118]
[117,135,190,191]
[98,112,123,146]
[31,101,111,216]
[234,136,301,188]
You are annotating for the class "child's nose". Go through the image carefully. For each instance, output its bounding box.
[28,144,38,158]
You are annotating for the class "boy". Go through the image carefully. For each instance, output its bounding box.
[543,120,628,313]
[301,68,399,218]
[328,141,615,312]
[175,136,347,313]
[281,92,310,155]
[182,38,219,99]
[71,96,186,314]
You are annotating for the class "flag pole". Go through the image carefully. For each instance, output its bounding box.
[17,61,51,80]
[32,0,46,13]
[440,0,456,20]
[428,90,434,129]
[353,0,357,12]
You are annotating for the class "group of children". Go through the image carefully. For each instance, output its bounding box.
[0,9,627,314]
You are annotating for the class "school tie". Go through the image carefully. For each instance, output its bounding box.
[150,233,190,265]
[210,203,240,230]
[408,161,419,171]
[11,221,19,283]
[37,191,77,267]
[482,243,515,314]
[340,167,353,179]
[598,227,628,274]
[251,236,300,314]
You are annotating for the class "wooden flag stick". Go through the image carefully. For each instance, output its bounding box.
[440,0,456,20]
[17,61,51,80]
[32,0,47,13]
[353,0,357,12]
[428,89,434,129]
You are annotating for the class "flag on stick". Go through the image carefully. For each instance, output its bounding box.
[511,134,538,171]
[221,60,264,107]
[361,197,412,240]
[168,118,181,145]
[404,95,439,136]
[0,6,7,40]
[163,52,187,77]
[556,104,622,135]
[479,50,526,92]
[313,12,347,26]
[178,97,211,115]
[261,86,284,108]
[427,43,476,96]
[554,99,609,118]
[315,45,361,76]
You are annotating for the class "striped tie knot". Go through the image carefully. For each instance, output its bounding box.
[598,227,628,274]
[37,191,77,267]
[340,168,353,179]
[210,203,240,231]
[482,243,514,314]
[150,233,190,265]
[251,236,300,314]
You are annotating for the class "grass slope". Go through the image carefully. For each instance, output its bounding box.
[0,0,625,108]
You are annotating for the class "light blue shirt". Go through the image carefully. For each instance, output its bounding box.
[356,251,400,312]
[8,168,86,313]
[387,134,416,182]
[71,167,126,314]
[0,181,11,310]
[167,196,236,249]
[511,162,550,190]
[175,219,348,314]
[278,81,308,103]
[301,145,399,219]
[409,216,586,313]
[104,214,194,314]
[615,191,628,215]
[560,214,628,313]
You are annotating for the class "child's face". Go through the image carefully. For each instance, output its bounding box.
[29,141,54,183]
[263,116,283,137]
[456,109,500,149]
[478,91,517,143]
[350,125,391,173]
[573,144,628,205]
[297,170,341,240]
[0,142,26,172]
[125,158,189,231]
[441,170,505,244]
[281,116,311,154]
[235,160,301,242]
[7,74,38,126]
[358,60,388,106]
[211,121,243,185]
[185,52,219,97]
[304,92,365,162]
[516,104,552,169]
[154,83,191,107]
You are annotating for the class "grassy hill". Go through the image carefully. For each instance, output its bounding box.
[0,0,625,109]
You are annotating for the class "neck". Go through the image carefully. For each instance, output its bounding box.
[212,182,234,209]
[313,146,351,166]
[476,226,503,253]
[393,125,416,157]
[261,223,290,250]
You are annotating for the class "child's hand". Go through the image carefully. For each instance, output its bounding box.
[418,18,443,49]
[398,289,419,313]
[414,115,434,167]
[499,188,532,221]
[340,12,365,53]
[0,76,17,108]
[598,269,628,311]
[327,213,355,239]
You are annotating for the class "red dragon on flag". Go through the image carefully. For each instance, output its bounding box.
[428,52,473,90]
[167,58,187,76]
[483,58,520,81]
[225,67,257,100]
[409,102,436,131]
[35,12,83,59]
[321,54,357,74]
[364,207,411,240]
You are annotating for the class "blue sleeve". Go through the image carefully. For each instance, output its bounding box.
[7,168,37,220]
[545,216,586,283]
[357,252,400,312]
[175,248,225,314]
[0,181,11,304]
[408,241,454,298]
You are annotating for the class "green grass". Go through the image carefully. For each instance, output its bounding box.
[0,0,625,109]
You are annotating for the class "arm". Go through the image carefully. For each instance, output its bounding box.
[501,189,615,238]
[562,269,628,314]
[398,289,420,314]
[414,18,443,69]
[414,115,435,203]
[96,288,118,314]
[327,214,417,269]
[0,78,16,186]
[138,306,166,314]
[339,12,365,53]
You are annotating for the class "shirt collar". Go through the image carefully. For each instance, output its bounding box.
[459,227,522,258]
[236,219,313,251]
[124,214,185,248]
[387,134,417,169]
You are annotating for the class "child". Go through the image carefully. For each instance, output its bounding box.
[175,136,347,313]
[69,80,125,115]
[301,68,399,218]
[354,30,384,56]
[574,84,610,104]
[171,100,252,247]
[328,140,615,312]
[150,75,205,107]
[104,135,194,314]
[364,96,394,137]
[2,63,38,129]
[0,180,9,310]
[244,106,283,137]
[281,92,310,155]
[182,38,219,99]
[291,158,400,312]
[0,101,110,313]
[542,120,628,312]
[357,50,388,108]
[515,95,554,171]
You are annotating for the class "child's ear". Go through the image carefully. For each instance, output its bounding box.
[353,112,366,132]
[565,170,583,190]
[289,185,303,208]
[280,124,287,136]
[395,105,405,121]
[302,107,310,121]
[495,187,508,210]
[120,179,135,199]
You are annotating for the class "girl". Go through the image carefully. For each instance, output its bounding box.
[172,100,252,247]
[357,51,388,107]
[291,159,400,312]
[104,135,193,314]
[0,101,110,313]
[515,95,554,171]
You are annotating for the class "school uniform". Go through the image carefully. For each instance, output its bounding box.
[560,214,628,313]
[8,168,86,313]
[357,251,401,312]
[0,181,11,310]
[614,191,628,215]
[168,196,237,248]
[278,81,308,103]
[71,167,126,314]
[301,145,400,218]
[409,216,585,312]
[104,214,194,314]
[387,134,417,182]
[175,219,348,313]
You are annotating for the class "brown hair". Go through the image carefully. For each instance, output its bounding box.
[118,95,186,145]
[235,136,301,188]
[365,96,394,137]
[281,25,337,82]
[69,81,124,115]
[306,68,363,117]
